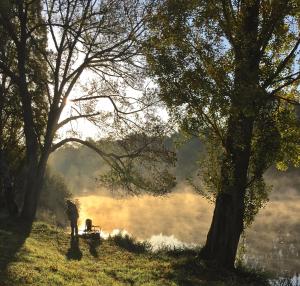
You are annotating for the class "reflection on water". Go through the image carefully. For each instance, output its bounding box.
[148,233,197,251]
[77,184,300,275]
[85,228,197,251]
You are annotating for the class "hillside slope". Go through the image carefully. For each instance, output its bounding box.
[0,219,269,286]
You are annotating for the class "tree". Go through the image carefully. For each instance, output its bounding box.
[145,0,300,268]
[0,0,175,222]
[0,9,28,214]
[0,0,54,219]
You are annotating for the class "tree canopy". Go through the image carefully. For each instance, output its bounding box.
[0,0,175,220]
[145,0,300,268]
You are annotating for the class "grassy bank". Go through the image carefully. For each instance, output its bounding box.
[0,219,269,286]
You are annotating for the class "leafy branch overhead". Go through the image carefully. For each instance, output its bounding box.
[145,0,300,190]
[0,0,175,220]
[145,0,300,268]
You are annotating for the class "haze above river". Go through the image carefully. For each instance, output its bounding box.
[48,146,300,275]
[77,183,300,275]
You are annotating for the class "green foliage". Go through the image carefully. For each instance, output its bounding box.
[144,0,300,227]
[95,132,177,196]
[0,0,49,144]
[0,22,25,180]
[37,170,72,226]
[275,105,300,170]
[0,0,48,205]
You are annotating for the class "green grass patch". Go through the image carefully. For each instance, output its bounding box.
[0,219,270,286]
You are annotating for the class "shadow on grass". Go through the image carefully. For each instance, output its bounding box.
[87,238,101,258]
[0,213,32,284]
[80,232,102,258]
[166,252,270,286]
[66,236,82,260]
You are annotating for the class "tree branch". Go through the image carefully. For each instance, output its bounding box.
[55,112,101,131]
[258,1,289,57]
[263,37,300,88]
[219,0,237,50]
[51,137,120,159]
[72,95,158,115]
[273,94,300,106]
[269,74,300,98]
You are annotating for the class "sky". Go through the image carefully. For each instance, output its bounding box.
[45,12,170,142]
[57,85,169,140]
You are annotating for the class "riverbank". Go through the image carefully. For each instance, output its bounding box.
[0,219,270,286]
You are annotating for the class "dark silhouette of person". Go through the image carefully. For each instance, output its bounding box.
[66,200,79,237]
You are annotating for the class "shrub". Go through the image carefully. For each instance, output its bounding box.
[109,232,151,254]
[37,170,72,227]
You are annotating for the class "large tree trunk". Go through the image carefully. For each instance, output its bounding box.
[201,1,261,268]
[201,114,254,269]
[16,0,44,222]
[21,152,50,221]
[0,151,19,216]
[21,165,41,221]
[1,1,54,222]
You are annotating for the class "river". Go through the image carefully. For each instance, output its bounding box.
[77,183,300,276]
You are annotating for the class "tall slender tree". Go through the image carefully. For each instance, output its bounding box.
[0,0,175,221]
[0,0,47,214]
[145,0,300,268]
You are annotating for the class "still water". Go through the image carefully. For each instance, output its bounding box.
[77,183,300,276]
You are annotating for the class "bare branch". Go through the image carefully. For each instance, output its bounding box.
[263,37,300,88]
[269,75,300,98]
[55,112,101,131]
[72,94,159,115]
[273,94,300,106]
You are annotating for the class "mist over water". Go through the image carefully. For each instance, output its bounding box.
[49,146,300,275]
[77,182,300,275]
[78,184,213,244]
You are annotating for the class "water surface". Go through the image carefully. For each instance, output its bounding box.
[78,184,300,275]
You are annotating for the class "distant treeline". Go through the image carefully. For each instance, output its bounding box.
[48,136,300,197]
[48,135,202,195]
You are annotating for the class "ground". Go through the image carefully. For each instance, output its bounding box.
[0,218,269,286]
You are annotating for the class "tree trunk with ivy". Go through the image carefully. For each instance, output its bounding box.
[201,1,261,268]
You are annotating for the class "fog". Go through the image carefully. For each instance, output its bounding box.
[77,182,300,275]
[49,145,300,275]
[78,183,213,244]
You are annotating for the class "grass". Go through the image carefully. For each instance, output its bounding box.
[0,218,270,286]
